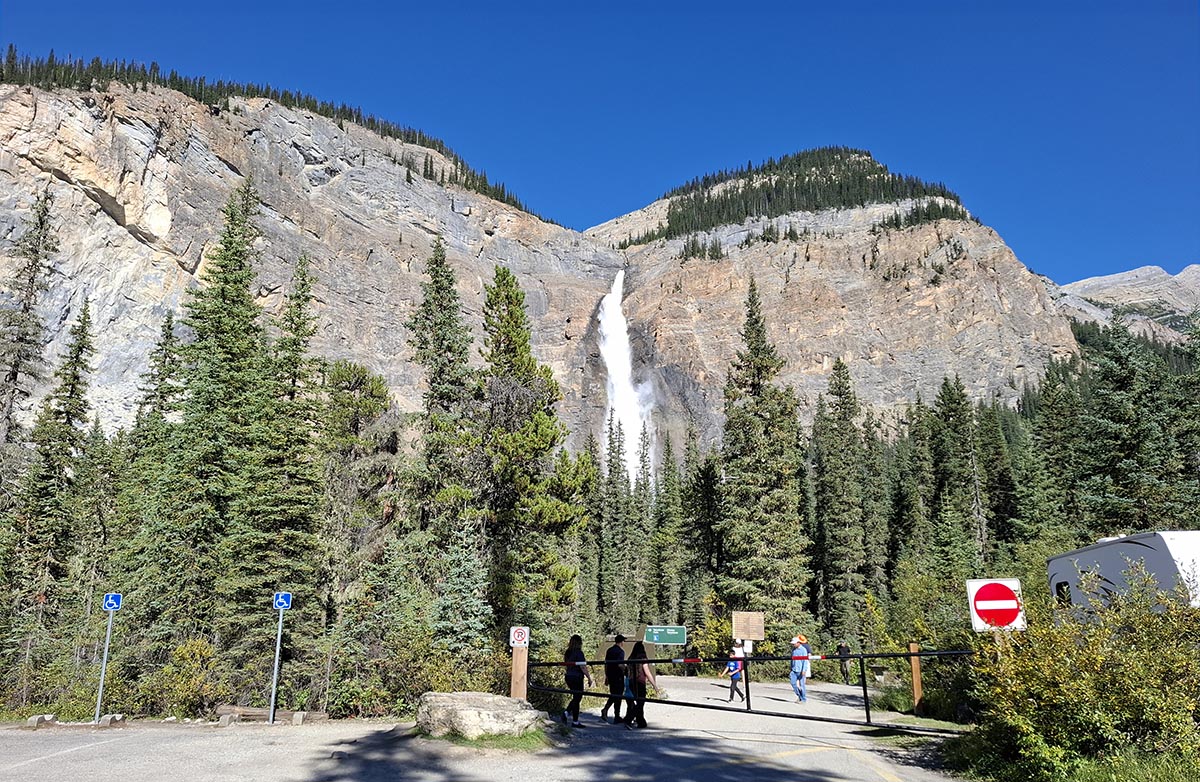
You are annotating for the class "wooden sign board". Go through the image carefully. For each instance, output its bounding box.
[731,611,765,641]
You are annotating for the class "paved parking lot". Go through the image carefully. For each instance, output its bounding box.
[0,677,964,782]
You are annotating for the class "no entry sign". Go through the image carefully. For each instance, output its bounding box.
[966,579,1027,632]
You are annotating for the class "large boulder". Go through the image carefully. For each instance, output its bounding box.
[416,692,543,740]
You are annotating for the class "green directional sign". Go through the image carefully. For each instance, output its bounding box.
[644,625,687,645]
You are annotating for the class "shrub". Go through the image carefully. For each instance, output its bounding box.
[950,568,1200,781]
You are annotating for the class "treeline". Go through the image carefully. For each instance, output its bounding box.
[0,45,539,219]
[0,183,584,717]
[619,146,968,247]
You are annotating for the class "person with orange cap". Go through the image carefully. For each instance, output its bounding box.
[790,635,811,703]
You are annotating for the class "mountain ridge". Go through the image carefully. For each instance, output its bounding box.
[0,77,1160,451]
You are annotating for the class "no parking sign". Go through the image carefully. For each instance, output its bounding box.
[509,626,530,647]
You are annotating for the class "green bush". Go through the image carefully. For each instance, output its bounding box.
[136,638,230,717]
[949,569,1200,781]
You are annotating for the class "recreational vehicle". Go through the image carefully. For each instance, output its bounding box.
[1046,531,1200,608]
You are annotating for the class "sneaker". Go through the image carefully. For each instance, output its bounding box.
[561,710,569,724]
[572,721,586,728]
[600,712,608,723]
[624,721,634,730]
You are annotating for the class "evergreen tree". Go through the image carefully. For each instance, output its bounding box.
[477,266,576,644]
[598,415,632,632]
[122,181,265,663]
[213,252,325,694]
[860,411,891,601]
[812,359,866,642]
[4,301,93,707]
[680,428,722,628]
[405,238,491,658]
[652,436,686,624]
[718,279,809,643]
[0,188,58,446]
[931,376,986,578]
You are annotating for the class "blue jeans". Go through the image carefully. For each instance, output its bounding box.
[790,670,807,701]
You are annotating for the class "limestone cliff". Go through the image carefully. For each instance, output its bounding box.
[1,82,1084,451]
[589,199,1078,445]
[0,82,622,444]
[1053,265,1200,342]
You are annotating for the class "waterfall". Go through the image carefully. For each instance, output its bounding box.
[597,270,654,480]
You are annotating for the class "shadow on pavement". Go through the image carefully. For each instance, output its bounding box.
[302,722,854,782]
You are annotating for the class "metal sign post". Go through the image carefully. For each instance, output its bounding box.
[94,592,122,724]
[269,592,292,725]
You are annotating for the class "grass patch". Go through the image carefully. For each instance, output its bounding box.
[888,714,969,732]
[421,727,557,752]
[1067,752,1200,782]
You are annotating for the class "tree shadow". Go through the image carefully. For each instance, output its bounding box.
[300,722,856,782]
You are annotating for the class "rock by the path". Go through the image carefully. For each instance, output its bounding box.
[416,692,542,740]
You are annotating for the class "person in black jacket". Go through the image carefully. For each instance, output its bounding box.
[600,634,626,724]
[561,634,593,727]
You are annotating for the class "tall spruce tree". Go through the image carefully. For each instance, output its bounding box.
[5,301,93,707]
[812,359,866,642]
[405,238,491,657]
[0,187,57,447]
[477,265,577,643]
[213,252,325,695]
[652,436,686,624]
[718,279,808,643]
[122,181,265,664]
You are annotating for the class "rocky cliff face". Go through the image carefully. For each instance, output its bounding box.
[588,199,1079,446]
[1053,265,1200,342]
[0,82,622,444]
[1,82,1083,451]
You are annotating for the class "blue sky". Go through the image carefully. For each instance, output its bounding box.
[2,0,1197,283]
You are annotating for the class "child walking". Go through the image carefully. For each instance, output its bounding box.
[718,648,745,702]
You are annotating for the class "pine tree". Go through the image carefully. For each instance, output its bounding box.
[0,188,58,446]
[652,436,686,624]
[405,238,492,658]
[477,265,575,644]
[122,181,266,663]
[680,428,722,627]
[213,252,325,695]
[860,411,891,601]
[718,279,809,642]
[931,376,986,578]
[5,301,94,707]
[812,359,866,642]
[598,416,632,632]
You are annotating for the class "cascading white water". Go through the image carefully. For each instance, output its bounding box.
[597,270,654,480]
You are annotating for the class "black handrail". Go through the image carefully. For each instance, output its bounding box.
[526,648,973,734]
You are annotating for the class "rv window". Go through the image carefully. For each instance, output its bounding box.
[1054,581,1071,605]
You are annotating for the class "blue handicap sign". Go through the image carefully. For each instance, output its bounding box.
[273,592,292,610]
[102,593,122,612]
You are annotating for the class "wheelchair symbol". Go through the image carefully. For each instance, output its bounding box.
[102,593,122,611]
[273,592,292,610]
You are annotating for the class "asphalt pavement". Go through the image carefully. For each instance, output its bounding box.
[0,676,966,782]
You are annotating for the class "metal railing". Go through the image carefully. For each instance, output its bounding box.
[527,648,972,734]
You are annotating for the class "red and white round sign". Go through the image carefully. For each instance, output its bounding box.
[966,579,1027,632]
[509,626,530,647]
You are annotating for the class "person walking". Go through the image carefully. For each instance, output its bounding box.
[561,634,593,727]
[718,648,745,702]
[623,641,657,729]
[836,640,852,685]
[790,635,811,703]
[600,633,626,724]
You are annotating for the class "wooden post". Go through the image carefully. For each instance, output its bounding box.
[510,646,528,701]
[908,642,923,715]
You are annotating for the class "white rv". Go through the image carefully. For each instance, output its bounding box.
[1046,531,1200,608]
